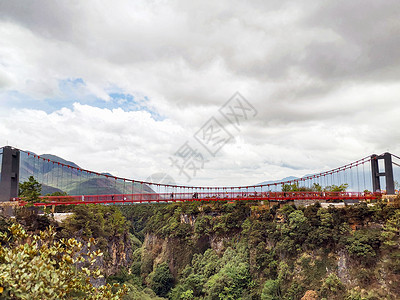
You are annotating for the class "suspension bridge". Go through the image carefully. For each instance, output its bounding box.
[0,146,399,208]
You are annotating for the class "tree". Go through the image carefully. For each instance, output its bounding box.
[19,176,41,203]
[61,204,129,250]
[324,184,348,192]
[150,262,174,297]
[317,208,334,228]
[204,258,252,300]
[0,223,127,299]
[282,183,296,192]
[312,183,322,192]
[320,273,344,299]
[277,210,311,256]
[382,210,400,247]
[261,279,280,300]
[345,229,380,266]
[180,290,194,300]
[381,211,400,273]
[282,182,314,192]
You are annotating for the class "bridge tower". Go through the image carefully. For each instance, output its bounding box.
[0,146,20,202]
[371,152,395,194]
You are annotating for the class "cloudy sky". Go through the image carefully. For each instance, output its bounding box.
[0,0,399,186]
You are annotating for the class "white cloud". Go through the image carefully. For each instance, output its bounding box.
[1,0,400,186]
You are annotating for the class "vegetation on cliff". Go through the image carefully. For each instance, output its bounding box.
[118,199,400,299]
[0,222,126,299]
[2,177,400,299]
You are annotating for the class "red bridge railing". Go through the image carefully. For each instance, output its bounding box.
[15,191,382,207]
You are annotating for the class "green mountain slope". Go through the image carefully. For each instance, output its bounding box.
[19,152,153,196]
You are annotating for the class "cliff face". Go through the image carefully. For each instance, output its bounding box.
[129,201,400,299]
[55,226,135,288]
[141,212,236,279]
[142,234,191,279]
[29,200,399,299]
[104,232,134,276]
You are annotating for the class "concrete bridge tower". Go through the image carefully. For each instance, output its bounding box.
[371,152,395,194]
[0,146,20,202]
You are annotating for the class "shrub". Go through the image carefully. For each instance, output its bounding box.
[0,224,126,299]
[150,262,174,297]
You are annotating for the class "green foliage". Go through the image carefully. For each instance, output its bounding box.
[278,204,296,219]
[276,210,310,256]
[284,279,306,300]
[194,215,213,235]
[381,210,400,247]
[121,284,165,300]
[345,203,373,226]
[281,182,314,192]
[180,289,194,300]
[204,250,252,299]
[120,205,160,241]
[317,208,334,228]
[282,183,294,192]
[106,267,160,300]
[381,211,400,274]
[108,267,141,286]
[260,261,301,300]
[170,247,253,300]
[320,273,345,299]
[0,224,126,299]
[10,199,395,299]
[345,287,383,300]
[170,249,220,299]
[150,262,174,297]
[0,216,11,236]
[346,230,381,265]
[47,191,68,196]
[261,279,280,300]
[211,202,250,235]
[137,200,251,240]
[295,253,331,292]
[312,183,322,192]
[324,184,349,192]
[12,207,53,232]
[281,182,325,192]
[18,176,41,203]
[141,201,400,298]
[142,204,193,238]
[124,201,400,299]
[61,204,129,251]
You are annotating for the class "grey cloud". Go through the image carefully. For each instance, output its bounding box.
[1,0,400,185]
[0,1,79,40]
[301,0,400,81]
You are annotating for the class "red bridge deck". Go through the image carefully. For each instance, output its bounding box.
[16,191,381,207]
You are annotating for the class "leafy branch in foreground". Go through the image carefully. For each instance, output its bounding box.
[0,224,127,299]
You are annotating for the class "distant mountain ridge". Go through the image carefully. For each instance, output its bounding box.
[258,176,299,186]
[40,154,80,169]
[20,151,153,196]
